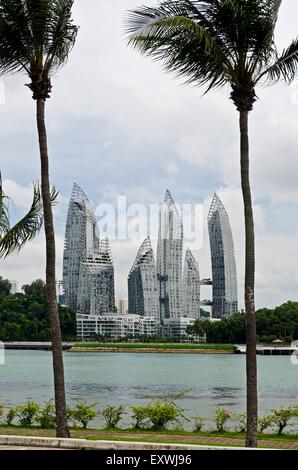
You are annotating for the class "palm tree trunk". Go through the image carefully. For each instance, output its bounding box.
[239,110,258,447]
[36,98,69,438]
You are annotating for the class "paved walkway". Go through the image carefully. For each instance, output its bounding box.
[72,431,298,450]
[0,446,62,450]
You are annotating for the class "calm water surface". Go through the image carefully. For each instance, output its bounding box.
[1,351,298,427]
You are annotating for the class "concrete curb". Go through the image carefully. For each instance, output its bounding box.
[0,435,268,450]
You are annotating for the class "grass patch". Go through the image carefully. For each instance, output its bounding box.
[1,425,298,443]
[74,342,234,351]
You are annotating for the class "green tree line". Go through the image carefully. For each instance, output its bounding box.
[0,277,76,342]
[187,302,298,344]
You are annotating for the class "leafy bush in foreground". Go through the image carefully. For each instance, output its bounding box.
[213,407,232,433]
[71,401,98,429]
[194,416,205,432]
[258,414,274,433]
[16,402,40,427]
[102,405,124,429]
[131,406,150,429]
[5,407,17,425]
[145,400,181,430]
[271,407,298,435]
[36,401,56,429]
[233,413,247,433]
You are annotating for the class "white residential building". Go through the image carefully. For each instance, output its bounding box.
[77,314,157,340]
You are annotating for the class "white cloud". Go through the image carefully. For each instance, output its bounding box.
[1,0,298,309]
[164,161,179,177]
[1,234,65,288]
[2,179,35,211]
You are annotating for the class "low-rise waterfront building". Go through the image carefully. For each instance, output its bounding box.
[162,317,196,340]
[77,314,158,340]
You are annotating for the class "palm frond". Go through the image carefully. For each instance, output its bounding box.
[0,0,78,81]
[43,0,79,74]
[126,1,233,90]
[0,183,58,258]
[0,174,9,235]
[258,37,298,83]
[126,0,296,93]
[0,0,33,75]
[248,0,282,75]
[0,183,43,258]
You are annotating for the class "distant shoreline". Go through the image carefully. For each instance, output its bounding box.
[70,346,234,354]
[2,342,235,354]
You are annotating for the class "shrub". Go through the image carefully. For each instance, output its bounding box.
[102,405,124,429]
[5,407,17,426]
[271,407,298,435]
[233,413,247,433]
[258,414,274,433]
[66,405,74,421]
[0,404,3,421]
[131,406,150,429]
[146,400,181,430]
[16,402,41,427]
[213,407,232,432]
[36,401,56,429]
[194,416,205,432]
[71,401,98,429]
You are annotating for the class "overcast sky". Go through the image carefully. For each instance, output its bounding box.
[1,0,298,309]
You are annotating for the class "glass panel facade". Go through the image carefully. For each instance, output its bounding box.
[208,193,238,318]
[63,183,115,316]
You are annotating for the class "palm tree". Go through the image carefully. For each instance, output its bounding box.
[0,0,78,437]
[0,175,44,257]
[126,0,298,447]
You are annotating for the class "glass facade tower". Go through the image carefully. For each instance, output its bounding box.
[128,237,159,319]
[156,190,184,322]
[183,248,200,319]
[63,183,115,315]
[208,193,238,318]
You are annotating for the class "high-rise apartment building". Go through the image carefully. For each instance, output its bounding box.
[156,190,184,323]
[128,237,159,319]
[63,183,115,316]
[208,193,238,318]
[183,248,200,319]
[63,183,91,312]
[77,239,115,316]
[116,299,128,315]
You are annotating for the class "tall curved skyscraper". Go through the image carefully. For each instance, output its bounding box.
[208,193,238,318]
[63,183,115,315]
[63,183,92,312]
[77,238,115,316]
[128,237,159,319]
[183,248,200,319]
[156,190,184,322]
